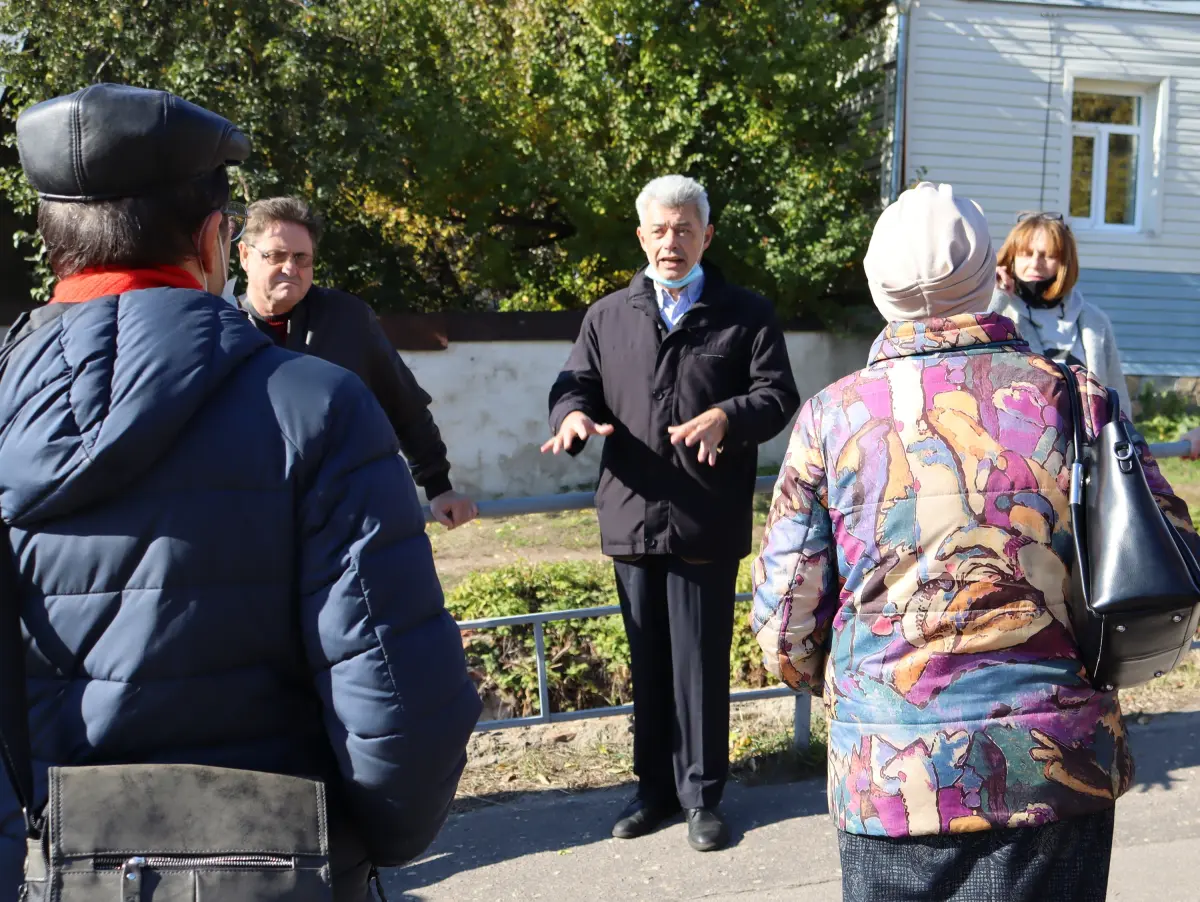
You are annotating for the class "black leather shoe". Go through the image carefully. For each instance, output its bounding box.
[611,796,681,839]
[686,807,729,852]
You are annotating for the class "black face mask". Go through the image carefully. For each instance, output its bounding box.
[1013,275,1059,309]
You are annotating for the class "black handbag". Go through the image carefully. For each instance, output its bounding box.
[0,325,336,900]
[1057,361,1200,690]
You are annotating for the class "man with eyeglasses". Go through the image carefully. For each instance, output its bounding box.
[237,197,477,530]
[0,84,479,899]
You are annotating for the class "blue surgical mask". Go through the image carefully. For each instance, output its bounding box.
[647,262,703,290]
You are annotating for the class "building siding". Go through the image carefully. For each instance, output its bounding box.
[903,0,1200,375]
[1077,269,1200,376]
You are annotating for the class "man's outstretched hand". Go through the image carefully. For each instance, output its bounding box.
[541,410,615,454]
[668,408,729,466]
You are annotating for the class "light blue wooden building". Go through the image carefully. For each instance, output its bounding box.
[884,0,1200,382]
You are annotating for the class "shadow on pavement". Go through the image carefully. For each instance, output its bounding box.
[1124,707,1200,793]
[384,702,1200,899]
[383,775,830,899]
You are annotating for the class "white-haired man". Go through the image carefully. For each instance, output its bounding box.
[543,175,800,851]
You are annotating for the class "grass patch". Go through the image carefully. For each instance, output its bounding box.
[729,704,829,786]
[1155,458,1200,530]
[446,560,776,721]
[1135,389,1200,528]
[430,508,604,591]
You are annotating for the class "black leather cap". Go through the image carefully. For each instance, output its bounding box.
[16,83,250,201]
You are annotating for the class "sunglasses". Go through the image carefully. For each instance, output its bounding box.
[1016,210,1069,228]
[246,245,315,269]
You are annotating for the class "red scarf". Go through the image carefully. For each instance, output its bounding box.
[51,265,204,304]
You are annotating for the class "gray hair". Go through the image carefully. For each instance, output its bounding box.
[244,196,325,248]
[635,175,710,227]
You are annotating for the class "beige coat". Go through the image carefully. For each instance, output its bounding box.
[989,287,1132,417]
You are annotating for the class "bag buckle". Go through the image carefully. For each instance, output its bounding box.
[1114,441,1136,473]
[120,857,145,902]
[1069,461,1085,506]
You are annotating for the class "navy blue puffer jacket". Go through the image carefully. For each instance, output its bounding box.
[0,290,480,894]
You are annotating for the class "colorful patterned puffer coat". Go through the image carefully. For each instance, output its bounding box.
[751,312,1197,837]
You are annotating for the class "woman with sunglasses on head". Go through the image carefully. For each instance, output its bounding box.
[991,212,1131,416]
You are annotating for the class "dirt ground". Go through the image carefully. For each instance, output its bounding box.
[455,695,814,812]
[430,509,605,591]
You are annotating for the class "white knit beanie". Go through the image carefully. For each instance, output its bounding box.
[863,182,996,322]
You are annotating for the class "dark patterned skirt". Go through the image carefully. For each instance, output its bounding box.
[838,807,1115,902]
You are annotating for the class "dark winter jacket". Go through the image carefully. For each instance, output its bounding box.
[241,285,454,500]
[549,267,800,560]
[0,290,480,897]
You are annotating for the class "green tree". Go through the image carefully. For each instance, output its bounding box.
[1,0,886,321]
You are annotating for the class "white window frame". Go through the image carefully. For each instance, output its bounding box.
[1059,67,1172,241]
[1068,85,1148,232]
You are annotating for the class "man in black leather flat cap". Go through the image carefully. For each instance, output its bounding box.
[0,84,479,901]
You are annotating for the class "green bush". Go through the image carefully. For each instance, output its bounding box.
[447,560,771,719]
[0,0,886,322]
[447,562,630,718]
[732,558,772,689]
[1134,387,1200,444]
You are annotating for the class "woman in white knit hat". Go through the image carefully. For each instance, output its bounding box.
[750,183,1196,901]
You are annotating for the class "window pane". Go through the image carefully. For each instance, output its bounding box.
[1072,91,1140,126]
[1070,135,1095,219]
[1105,133,1139,225]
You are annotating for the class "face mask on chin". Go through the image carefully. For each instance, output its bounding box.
[647,262,703,290]
[1013,275,1058,309]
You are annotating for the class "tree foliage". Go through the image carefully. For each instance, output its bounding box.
[0,0,887,320]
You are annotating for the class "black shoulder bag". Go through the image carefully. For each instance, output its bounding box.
[1057,361,1200,690]
[0,320,335,901]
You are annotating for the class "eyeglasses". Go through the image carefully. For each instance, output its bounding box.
[247,244,315,269]
[223,201,248,242]
[1016,210,1066,224]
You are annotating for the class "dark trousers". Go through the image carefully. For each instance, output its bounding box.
[838,807,1115,902]
[613,555,739,810]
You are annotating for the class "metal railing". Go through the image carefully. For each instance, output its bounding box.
[1152,441,1191,459]
[451,476,812,749]
[441,442,1191,751]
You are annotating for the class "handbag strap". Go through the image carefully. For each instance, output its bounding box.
[1054,361,1086,476]
[1054,360,1126,607]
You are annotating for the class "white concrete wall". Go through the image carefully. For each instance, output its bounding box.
[403,332,873,499]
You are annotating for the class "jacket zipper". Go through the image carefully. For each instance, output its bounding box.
[95,852,294,870]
